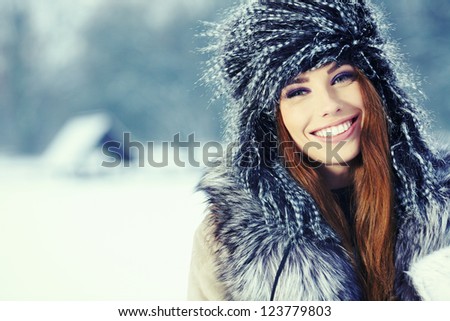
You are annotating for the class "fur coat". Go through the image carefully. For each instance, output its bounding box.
[188,0,450,301]
[188,149,450,301]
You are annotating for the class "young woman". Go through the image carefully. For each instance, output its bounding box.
[188,0,450,300]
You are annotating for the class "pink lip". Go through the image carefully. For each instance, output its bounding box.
[310,114,360,143]
[310,114,359,134]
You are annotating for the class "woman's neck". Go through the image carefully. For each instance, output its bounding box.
[318,163,353,190]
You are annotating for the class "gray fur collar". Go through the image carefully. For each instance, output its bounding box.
[198,149,450,300]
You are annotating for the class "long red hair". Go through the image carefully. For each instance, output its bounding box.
[277,69,396,300]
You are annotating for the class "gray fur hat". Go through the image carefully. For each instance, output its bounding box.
[200,0,440,228]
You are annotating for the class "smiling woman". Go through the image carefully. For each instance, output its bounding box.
[279,63,365,168]
[188,0,450,301]
[277,63,395,300]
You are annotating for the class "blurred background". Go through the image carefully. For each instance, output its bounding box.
[0,0,448,300]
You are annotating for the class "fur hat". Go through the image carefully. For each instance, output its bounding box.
[200,0,440,234]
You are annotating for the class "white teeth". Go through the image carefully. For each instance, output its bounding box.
[314,120,352,137]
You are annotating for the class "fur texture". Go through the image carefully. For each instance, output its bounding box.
[408,245,450,300]
[197,0,450,300]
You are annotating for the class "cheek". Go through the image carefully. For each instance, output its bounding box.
[348,85,364,111]
[280,107,309,139]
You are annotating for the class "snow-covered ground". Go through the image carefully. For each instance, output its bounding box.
[0,156,206,300]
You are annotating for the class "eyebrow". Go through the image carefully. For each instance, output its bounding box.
[291,64,343,84]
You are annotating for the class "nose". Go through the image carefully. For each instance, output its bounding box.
[317,90,342,117]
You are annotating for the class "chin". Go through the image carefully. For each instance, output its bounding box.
[311,142,361,166]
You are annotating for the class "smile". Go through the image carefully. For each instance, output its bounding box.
[312,116,358,138]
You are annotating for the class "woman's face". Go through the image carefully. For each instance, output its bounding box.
[279,63,364,165]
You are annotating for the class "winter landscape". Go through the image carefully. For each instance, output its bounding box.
[0,0,448,301]
[0,154,206,300]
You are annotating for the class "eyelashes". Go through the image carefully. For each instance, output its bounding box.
[331,71,356,85]
[284,71,357,99]
[286,87,310,98]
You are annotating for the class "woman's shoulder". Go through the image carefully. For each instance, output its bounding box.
[187,213,226,300]
[193,213,219,251]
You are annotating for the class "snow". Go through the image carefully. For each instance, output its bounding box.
[42,113,113,168]
[0,156,206,300]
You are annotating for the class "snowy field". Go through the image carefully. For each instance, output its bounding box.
[0,156,206,300]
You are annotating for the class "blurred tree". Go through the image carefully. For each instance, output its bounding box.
[0,1,76,154]
[0,3,35,153]
[78,1,224,143]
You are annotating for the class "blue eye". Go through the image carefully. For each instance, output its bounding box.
[286,87,310,98]
[332,72,356,85]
